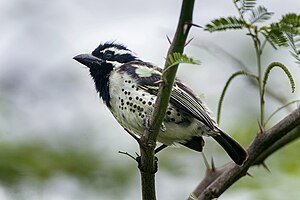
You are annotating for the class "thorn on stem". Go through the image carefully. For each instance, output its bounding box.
[185,37,194,47]
[166,35,172,45]
[201,152,211,170]
[261,162,271,172]
[246,172,253,177]
[190,23,202,29]
[211,157,216,171]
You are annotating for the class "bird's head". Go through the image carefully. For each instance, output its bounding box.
[73,42,138,104]
[92,42,137,64]
[73,42,138,78]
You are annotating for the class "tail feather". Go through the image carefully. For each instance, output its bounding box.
[181,136,205,152]
[212,131,248,165]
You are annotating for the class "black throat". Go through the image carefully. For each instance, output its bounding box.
[89,62,114,107]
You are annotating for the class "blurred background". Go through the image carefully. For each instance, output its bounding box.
[0,0,299,199]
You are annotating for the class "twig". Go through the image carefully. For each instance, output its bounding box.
[190,106,300,200]
[137,0,195,200]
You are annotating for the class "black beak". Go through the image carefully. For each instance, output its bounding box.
[73,54,104,68]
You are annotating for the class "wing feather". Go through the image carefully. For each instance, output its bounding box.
[120,61,215,129]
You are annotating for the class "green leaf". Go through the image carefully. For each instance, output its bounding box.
[263,62,295,97]
[234,0,257,13]
[204,16,247,32]
[217,71,258,124]
[274,13,300,36]
[163,53,200,78]
[247,6,274,24]
[166,52,200,67]
[286,32,300,64]
[267,23,289,47]
[280,13,300,28]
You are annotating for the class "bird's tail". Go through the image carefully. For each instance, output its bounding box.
[212,130,248,165]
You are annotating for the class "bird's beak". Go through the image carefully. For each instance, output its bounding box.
[73,54,104,68]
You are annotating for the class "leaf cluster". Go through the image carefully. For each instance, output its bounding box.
[205,0,299,127]
[205,1,300,63]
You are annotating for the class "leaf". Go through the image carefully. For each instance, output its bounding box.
[263,62,295,96]
[217,71,258,124]
[234,0,257,13]
[247,6,274,24]
[163,53,200,78]
[204,16,247,32]
[166,52,200,67]
[281,13,300,28]
[275,13,300,35]
[267,23,289,47]
[285,32,300,64]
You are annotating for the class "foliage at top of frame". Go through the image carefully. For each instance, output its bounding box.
[205,0,300,63]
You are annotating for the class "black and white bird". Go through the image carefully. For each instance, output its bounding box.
[74,42,247,165]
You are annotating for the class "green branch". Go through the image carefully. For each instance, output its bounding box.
[217,71,258,124]
[262,62,295,118]
[138,0,195,200]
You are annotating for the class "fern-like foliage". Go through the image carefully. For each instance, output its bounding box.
[217,71,258,124]
[163,53,200,79]
[267,23,289,47]
[234,0,257,14]
[204,16,247,32]
[261,14,300,62]
[247,6,274,24]
[166,52,200,67]
[263,62,295,95]
[280,13,300,33]
[286,33,300,64]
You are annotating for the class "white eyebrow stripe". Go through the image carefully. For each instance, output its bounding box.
[106,60,123,67]
[104,47,135,56]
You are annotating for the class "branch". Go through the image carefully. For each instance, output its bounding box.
[190,106,300,200]
[138,0,195,199]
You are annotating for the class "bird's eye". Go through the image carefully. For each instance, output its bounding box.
[103,50,114,60]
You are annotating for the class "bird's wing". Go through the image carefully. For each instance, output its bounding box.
[119,61,215,129]
[170,81,215,129]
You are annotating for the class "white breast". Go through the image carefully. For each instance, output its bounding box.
[107,69,210,146]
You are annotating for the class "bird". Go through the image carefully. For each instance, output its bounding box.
[73,42,248,165]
